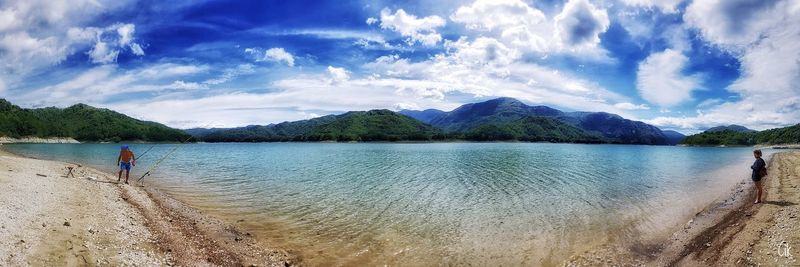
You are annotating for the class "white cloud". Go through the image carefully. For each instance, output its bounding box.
[614,102,650,110]
[622,0,683,13]
[378,8,445,47]
[0,0,141,80]
[87,41,119,64]
[554,0,610,48]
[366,17,378,25]
[116,23,135,46]
[264,48,295,66]
[17,63,212,106]
[450,0,549,53]
[636,49,700,107]
[203,64,255,85]
[326,66,350,84]
[245,47,295,66]
[684,0,784,47]
[169,80,207,90]
[648,0,800,131]
[450,0,546,31]
[130,43,145,56]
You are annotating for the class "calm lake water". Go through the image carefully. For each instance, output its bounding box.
[3,143,759,265]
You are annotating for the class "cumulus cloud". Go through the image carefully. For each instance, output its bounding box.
[614,102,650,110]
[377,8,445,47]
[636,49,700,107]
[450,0,549,53]
[554,0,610,48]
[684,0,783,46]
[264,48,295,66]
[450,0,546,31]
[0,0,143,79]
[326,66,350,84]
[622,0,683,13]
[87,41,119,64]
[647,0,800,131]
[245,47,295,66]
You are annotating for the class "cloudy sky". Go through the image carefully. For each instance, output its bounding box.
[0,0,798,133]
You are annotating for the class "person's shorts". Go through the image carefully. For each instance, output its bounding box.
[120,162,132,171]
[752,176,762,182]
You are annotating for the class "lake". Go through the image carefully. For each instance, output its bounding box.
[2,143,758,265]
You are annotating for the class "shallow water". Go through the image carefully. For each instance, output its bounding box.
[3,143,758,265]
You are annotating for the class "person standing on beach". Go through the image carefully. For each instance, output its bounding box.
[117,145,136,184]
[751,149,767,204]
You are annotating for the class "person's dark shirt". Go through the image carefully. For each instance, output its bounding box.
[751,158,766,180]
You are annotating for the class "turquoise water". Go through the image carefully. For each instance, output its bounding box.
[2,143,758,265]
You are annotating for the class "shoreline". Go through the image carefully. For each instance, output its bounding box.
[567,151,799,266]
[0,148,298,266]
[1,146,797,266]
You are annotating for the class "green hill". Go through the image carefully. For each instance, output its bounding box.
[201,109,444,142]
[304,110,444,141]
[681,124,800,146]
[463,116,603,143]
[0,99,191,142]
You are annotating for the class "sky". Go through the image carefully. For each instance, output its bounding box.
[0,0,798,133]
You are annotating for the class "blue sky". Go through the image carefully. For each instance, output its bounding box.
[1,0,798,133]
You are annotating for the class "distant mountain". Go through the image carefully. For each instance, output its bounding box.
[191,97,685,144]
[201,110,442,142]
[429,97,563,132]
[0,99,191,142]
[682,124,800,146]
[661,130,687,145]
[463,116,603,143]
[560,112,668,145]
[704,125,756,133]
[403,97,670,145]
[398,109,446,124]
[201,115,337,142]
[303,110,442,141]
[183,127,229,138]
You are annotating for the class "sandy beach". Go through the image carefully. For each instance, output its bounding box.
[1,147,798,266]
[0,148,296,266]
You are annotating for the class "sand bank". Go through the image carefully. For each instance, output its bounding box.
[0,149,297,266]
[567,151,799,266]
[0,137,79,144]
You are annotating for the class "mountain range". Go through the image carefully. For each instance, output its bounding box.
[193,97,685,145]
[703,125,756,133]
[400,97,680,145]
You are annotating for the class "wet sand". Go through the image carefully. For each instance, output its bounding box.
[568,151,800,266]
[0,148,297,266]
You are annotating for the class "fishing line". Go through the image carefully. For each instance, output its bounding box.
[136,135,194,184]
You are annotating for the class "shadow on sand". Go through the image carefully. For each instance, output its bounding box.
[763,200,797,207]
[82,177,120,184]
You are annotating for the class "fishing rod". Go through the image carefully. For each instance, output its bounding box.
[135,144,157,160]
[136,135,194,184]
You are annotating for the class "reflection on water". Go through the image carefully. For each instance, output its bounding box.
[4,143,756,265]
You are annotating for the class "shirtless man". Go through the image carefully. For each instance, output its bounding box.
[117,145,136,184]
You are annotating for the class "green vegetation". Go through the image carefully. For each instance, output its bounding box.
[0,99,191,142]
[681,124,800,146]
[304,110,444,141]
[463,116,603,143]
[201,115,338,142]
[201,110,445,142]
